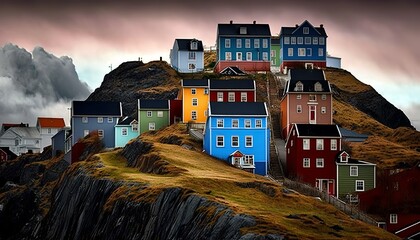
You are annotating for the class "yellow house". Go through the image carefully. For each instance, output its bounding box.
[180,79,209,124]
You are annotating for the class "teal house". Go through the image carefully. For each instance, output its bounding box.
[114,116,139,148]
[138,99,170,134]
[336,151,376,201]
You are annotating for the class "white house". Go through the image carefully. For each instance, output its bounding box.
[170,38,204,73]
[36,117,66,152]
[0,126,41,155]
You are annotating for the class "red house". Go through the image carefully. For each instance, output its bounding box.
[285,123,341,195]
[209,79,256,103]
[358,162,420,239]
[0,147,17,162]
[169,99,182,124]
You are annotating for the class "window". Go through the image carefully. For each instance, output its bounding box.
[254,39,260,48]
[316,158,324,168]
[217,119,224,128]
[298,48,306,56]
[191,88,196,94]
[204,110,208,117]
[255,119,262,128]
[132,123,138,132]
[313,37,318,45]
[225,39,231,48]
[288,48,293,57]
[297,105,302,113]
[122,128,128,136]
[240,27,247,34]
[236,52,242,61]
[331,139,337,150]
[306,48,312,56]
[284,37,290,44]
[84,130,89,137]
[262,52,268,61]
[291,37,296,44]
[263,39,268,48]
[390,214,398,224]
[192,98,198,106]
[204,88,209,94]
[231,136,239,147]
[295,82,303,91]
[216,136,224,147]
[271,58,276,65]
[309,95,317,101]
[246,52,252,61]
[245,136,253,147]
[303,27,309,34]
[305,37,311,44]
[350,166,358,176]
[190,41,197,50]
[147,111,152,117]
[303,158,310,168]
[245,119,251,128]
[236,39,242,48]
[225,52,232,60]
[48,128,52,134]
[97,117,103,123]
[319,37,325,45]
[245,39,250,48]
[188,63,196,70]
[271,50,276,57]
[318,48,324,56]
[355,180,364,191]
[148,123,155,131]
[241,92,247,102]
[315,82,323,91]
[321,107,327,114]
[244,155,254,165]
[316,139,324,150]
[296,94,302,100]
[188,52,196,60]
[82,117,88,123]
[232,119,239,128]
[228,92,235,102]
[217,92,223,102]
[157,111,163,117]
[191,111,197,120]
[321,94,327,100]
[297,37,303,44]
[98,130,104,138]
[303,139,310,150]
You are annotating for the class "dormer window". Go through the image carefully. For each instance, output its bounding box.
[303,27,309,34]
[240,27,247,34]
[295,81,303,91]
[190,40,198,50]
[315,82,323,91]
[340,151,349,162]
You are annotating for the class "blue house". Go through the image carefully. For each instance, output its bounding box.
[215,20,271,74]
[203,102,270,175]
[71,101,122,148]
[279,20,327,72]
[170,38,204,73]
[115,116,139,148]
[51,127,71,157]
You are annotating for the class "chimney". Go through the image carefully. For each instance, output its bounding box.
[230,20,233,24]
[320,24,324,28]
[295,24,299,27]
[253,20,256,24]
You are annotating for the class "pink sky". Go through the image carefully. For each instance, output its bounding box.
[1,0,419,129]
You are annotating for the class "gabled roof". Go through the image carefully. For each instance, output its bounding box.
[181,79,208,87]
[138,99,169,110]
[336,151,375,165]
[37,117,65,128]
[218,22,271,36]
[6,127,41,139]
[280,20,327,36]
[209,79,255,90]
[285,79,331,93]
[116,116,138,126]
[290,69,325,81]
[220,66,246,76]
[271,37,280,45]
[209,102,268,116]
[174,38,204,51]
[72,101,122,117]
[338,127,369,142]
[295,124,341,137]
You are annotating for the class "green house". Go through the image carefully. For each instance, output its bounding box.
[138,99,170,134]
[336,151,376,201]
[270,36,281,73]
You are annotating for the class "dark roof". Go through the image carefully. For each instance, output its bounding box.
[175,39,204,51]
[271,37,280,45]
[182,79,208,87]
[290,69,325,81]
[218,23,271,36]
[209,102,267,116]
[286,79,331,93]
[280,20,327,36]
[138,99,169,109]
[72,101,122,116]
[335,151,374,165]
[296,124,340,137]
[117,116,137,126]
[220,66,246,76]
[209,79,255,90]
[338,127,369,142]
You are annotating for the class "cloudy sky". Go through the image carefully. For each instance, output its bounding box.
[0,0,419,129]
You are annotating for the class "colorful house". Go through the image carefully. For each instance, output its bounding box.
[214,21,271,73]
[0,147,17,161]
[209,79,256,103]
[115,116,139,147]
[285,124,341,195]
[280,69,332,138]
[170,38,204,73]
[51,127,71,157]
[270,36,281,72]
[0,126,41,155]
[138,99,170,134]
[279,20,327,71]
[180,79,209,125]
[335,151,376,200]
[203,102,270,175]
[36,117,66,152]
[71,101,122,148]
[169,99,183,124]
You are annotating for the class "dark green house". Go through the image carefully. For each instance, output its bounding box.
[138,99,170,134]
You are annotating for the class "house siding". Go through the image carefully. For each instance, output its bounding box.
[72,116,118,148]
[139,110,169,134]
[209,90,255,102]
[182,86,209,123]
[337,164,376,199]
[51,129,66,156]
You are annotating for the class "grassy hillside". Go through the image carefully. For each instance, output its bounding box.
[84,124,397,239]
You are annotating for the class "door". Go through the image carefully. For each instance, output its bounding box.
[309,105,316,124]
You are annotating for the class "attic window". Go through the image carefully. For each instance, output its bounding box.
[314,82,323,91]
[190,40,198,50]
[340,152,349,162]
[295,81,303,91]
[240,27,247,34]
[303,27,309,34]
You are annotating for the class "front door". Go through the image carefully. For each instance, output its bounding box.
[309,105,316,124]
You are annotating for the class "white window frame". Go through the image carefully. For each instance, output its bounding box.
[319,37,325,45]
[303,158,310,168]
[316,158,324,168]
[291,37,296,44]
[321,107,327,114]
[331,139,337,150]
[245,136,253,147]
[217,119,224,128]
[244,119,251,128]
[231,136,239,147]
[147,111,152,117]
[263,39,268,48]
[217,92,223,102]
[204,88,209,95]
[225,52,232,60]
[298,48,306,56]
[232,119,239,128]
[228,92,235,102]
[296,94,302,99]
[236,39,242,48]
[303,27,309,34]
[148,122,155,131]
[270,50,276,57]
[313,37,318,45]
[188,52,196,60]
[191,111,197,120]
[322,94,327,100]
[241,92,247,102]
[225,39,231,48]
[295,82,303,91]
[192,98,198,106]
[254,39,260,48]
[297,105,302,113]
[350,166,359,176]
[98,130,104,138]
[97,117,103,123]
[244,155,254,165]
[316,139,324,150]
[284,37,290,44]
[236,52,242,61]
[216,135,224,147]
[255,119,262,128]
[82,117,88,123]
[297,37,303,44]
[121,127,128,136]
[132,123,138,132]
[246,52,252,61]
[303,139,310,150]
[288,48,293,57]
[305,37,311,44]
[157,111,164,117]
[107,117,113,123]
[355,180,365,191]
[191,88,196,95]
[245,39,250,48]
[390,214,398,224]
[318,48,324,56]
[262,52,268,61]
[188,63,196,70]
[309,95,317,101]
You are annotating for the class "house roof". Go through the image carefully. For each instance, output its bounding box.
[290,69,325,81]
[209,102,268,116]
[174,39,204,51]
[138,99,169,109]
[72,101,122,116]
[209,79,255,90]
[280,20,327,36]
[286,79,331,93]
[335,151,375,165]
[295,124,341,137]
[219,66,246,76]
[182,79,208,87]
[116,116,138,126]
[8,127,41,139]
[271,37,280,45]
[218,22,271,36]
[37,117,65,128]
[338,127,369,142]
